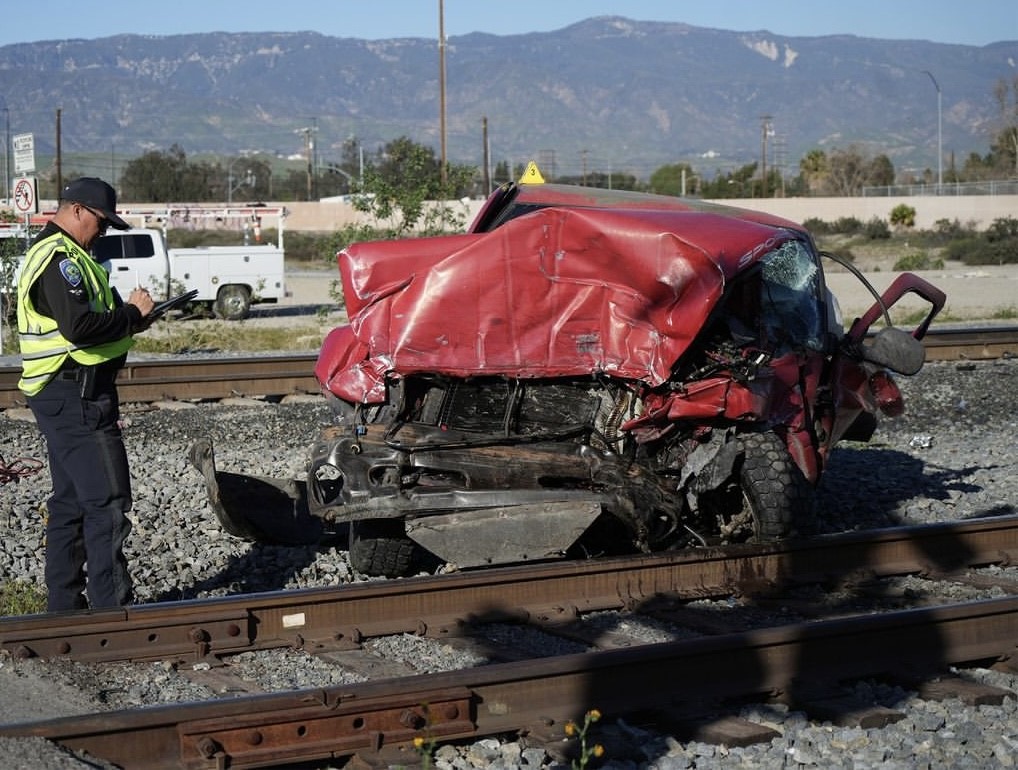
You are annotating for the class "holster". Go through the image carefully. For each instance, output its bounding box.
[79,366,99,400]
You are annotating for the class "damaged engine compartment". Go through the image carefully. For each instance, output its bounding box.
[193,180,946,577]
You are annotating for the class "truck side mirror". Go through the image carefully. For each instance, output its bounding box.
[860,327,925,376]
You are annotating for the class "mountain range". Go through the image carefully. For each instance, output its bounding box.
[0,16,1015,181]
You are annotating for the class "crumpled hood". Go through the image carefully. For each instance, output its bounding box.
[316,206,794,404]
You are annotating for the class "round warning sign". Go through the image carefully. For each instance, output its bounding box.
[13,177,37,214]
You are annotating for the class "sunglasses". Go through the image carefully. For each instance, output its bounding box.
[79,204,110,234]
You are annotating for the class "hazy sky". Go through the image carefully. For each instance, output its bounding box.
[0,0,1013,47]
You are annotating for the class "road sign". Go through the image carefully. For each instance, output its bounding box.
[13,133,35,175]
[13,176,37,214]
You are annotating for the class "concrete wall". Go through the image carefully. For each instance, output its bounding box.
[280,194,1017,233]
[720,195,1017,231]
[11,194,1011,233]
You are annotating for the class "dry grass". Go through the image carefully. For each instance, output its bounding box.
[135,319,329,353]
[0,580,47,616]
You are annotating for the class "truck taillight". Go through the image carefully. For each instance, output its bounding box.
[869,370,904,417]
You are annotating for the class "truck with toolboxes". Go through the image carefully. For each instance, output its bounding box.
[94,206,287,320]
[1,206,287,321]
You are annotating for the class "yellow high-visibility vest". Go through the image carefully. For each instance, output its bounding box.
[17,230,134,396]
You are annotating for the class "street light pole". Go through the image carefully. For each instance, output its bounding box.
[922,70,943,192]
[227,156,254,205]
[438,0,447,186]
[3,103,9,203]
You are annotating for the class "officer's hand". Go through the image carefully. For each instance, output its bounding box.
[128,288,156,317]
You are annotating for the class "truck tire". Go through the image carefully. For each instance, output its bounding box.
[214,284,251,320]
[699,430,814,543]
[738,430,814,539]
[348,519,421,578]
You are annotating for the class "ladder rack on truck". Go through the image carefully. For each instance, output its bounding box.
[1,205,290,323]
[119,205,287,250]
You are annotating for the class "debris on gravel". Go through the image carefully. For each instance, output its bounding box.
[1,357,1016,768]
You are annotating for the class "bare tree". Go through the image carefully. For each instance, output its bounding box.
[993,76,1018,175]
[825,146,870,196]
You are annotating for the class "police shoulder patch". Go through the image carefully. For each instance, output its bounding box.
[59,259,83,287]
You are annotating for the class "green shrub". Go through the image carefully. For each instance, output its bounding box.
[833,216,864,234]
[944,235,1018,265]
[802,217,832,235]
[986,217,1018,242]
[968,238,1018,265]
[893,251,943,271]
[932,218,974,239]
[889,204,916,229]
[943,236,982,262]
[864,217,891,240]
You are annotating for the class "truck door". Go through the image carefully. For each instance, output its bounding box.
[93,232,169,300]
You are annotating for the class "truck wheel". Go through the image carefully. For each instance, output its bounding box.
[348,519,421,578]
[699,430,814,543]
[214,285,251,320]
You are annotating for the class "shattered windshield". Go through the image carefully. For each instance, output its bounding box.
[759,239,825,353]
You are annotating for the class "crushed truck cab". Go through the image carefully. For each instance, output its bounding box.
[193,179,946,577]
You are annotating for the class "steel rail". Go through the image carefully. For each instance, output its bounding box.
[2,515,1018,665]
[2,596,1017,769]
[1,327,1016,410]
[0,354,320,409]
[919,325,1018,360]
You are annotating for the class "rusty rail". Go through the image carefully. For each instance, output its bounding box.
[0,355,321,410]
[919,325,1018,360]
[3,597,1018,769]
[3,515,1018,665]
[1,327,1016,410]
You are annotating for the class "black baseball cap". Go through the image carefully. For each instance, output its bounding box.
[60,177,131,230]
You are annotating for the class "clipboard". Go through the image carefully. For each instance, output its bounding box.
[148,288,199,321]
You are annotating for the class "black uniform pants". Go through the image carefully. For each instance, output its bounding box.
[28,374,134,611]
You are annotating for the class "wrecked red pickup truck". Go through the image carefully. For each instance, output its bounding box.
[192,181,946,577]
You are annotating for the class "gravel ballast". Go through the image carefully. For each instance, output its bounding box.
[1,357,1017,769]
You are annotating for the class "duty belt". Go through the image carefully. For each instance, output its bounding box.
[56,364,85,382]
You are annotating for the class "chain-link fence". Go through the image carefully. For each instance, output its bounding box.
[863,180,1018,197]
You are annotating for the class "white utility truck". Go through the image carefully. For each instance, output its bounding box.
[95,206,287,320]
[2,206,288,321]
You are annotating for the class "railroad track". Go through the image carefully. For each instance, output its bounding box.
[2,516,1018,768]
[0,326,1015,410]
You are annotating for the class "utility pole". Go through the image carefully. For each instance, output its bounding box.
[438,0,447,185]
[760,115,773,198]
[539,149,556,181]
[774,135,787,197]
[2,103,9,202]
[297,123,317,200]
[55,108,62,193]
[482,116,490,194]
[922,70,943,191]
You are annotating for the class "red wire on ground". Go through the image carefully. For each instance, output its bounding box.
[0,453,44,485]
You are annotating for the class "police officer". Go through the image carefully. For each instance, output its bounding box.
[16,177,155,611]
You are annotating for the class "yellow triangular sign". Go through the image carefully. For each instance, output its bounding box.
[519,161,546,184]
